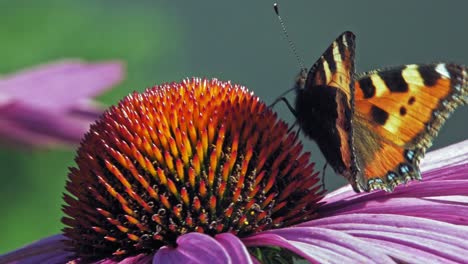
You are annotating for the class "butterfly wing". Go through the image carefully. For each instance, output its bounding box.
[353,63,467,191]
[305,31,355,95]
[295,31,359,188]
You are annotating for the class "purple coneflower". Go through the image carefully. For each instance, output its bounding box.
[0,60,124,148]
[1,78,467,264]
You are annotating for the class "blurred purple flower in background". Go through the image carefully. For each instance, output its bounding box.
[0,60,124,148]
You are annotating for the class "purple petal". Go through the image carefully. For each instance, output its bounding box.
[317,171,468,224]
[153,233,231,263]
[96,254,153,264]
[0,60,123,147]
[0,234,71,264]
[68,100,104,121]
[299,213,468,263]
[360,237,460,264]
[242,233,320,264]
[0,60,124,111]
[323,197,468,225]
[0,102,93,146]
[215,233,254,264]
[244,228,394,264]
[421,140,468,174]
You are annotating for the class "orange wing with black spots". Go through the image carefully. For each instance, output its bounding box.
[353,63,467,191]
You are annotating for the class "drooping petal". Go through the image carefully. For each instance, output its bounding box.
[0,60,124,110]
[420,139,468,173]
[0,234,71,264]
[153,233,231,263]
[68,100,104,122]
[305,214,468,263]
[215,233,254,264]
[96,254,153,264]
[0,102,92,146]
[242,233,319,264]
[0,60,124,147]
[243,228,394,264]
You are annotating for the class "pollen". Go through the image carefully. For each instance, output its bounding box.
[62,78,322,260]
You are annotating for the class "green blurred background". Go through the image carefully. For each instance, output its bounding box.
[0,0,467,254]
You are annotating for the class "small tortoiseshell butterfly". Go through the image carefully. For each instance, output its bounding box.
[293,31,467,192]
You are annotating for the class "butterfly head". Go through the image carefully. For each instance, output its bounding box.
[294,68,308,91]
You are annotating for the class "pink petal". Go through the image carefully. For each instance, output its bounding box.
[153,233,231,263]
[244,228,394,264]
[303,213,468,263]
[306,213,468,245]
[68,100,104,121]
[317,164,468,224]
[0,60,124,110]
[324,197,468,224]
[242,233,320,264]
[421,140,468,173]
[0,234,71,264]
[0,102,93,146]
[361,238,460,264]
[215,233,254,264]
[96,254,153,264]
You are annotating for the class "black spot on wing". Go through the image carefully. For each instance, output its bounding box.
[358,77,376,98]
[371,105,389,125]
[408,96,416,105]
[418,65,441,87]
[399,106,407,116]
[379,66,409,93]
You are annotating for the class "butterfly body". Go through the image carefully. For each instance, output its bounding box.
[293,31,467,192]
[295,75,358,190]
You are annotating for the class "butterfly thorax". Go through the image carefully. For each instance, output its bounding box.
[295,84,353,178]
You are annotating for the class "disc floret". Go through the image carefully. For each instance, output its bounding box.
[62,78,322,260]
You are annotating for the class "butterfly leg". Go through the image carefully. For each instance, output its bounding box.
[269,97,302,140]
[269,97,298,117]
[321,162,328,191]
[287,119,298,133]
[286,120,303,145]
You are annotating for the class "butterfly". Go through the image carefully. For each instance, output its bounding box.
[292,31,467,192]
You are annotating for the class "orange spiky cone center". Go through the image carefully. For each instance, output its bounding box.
[62,78,322,260]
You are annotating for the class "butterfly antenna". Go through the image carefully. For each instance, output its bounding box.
[273,3,305,71]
